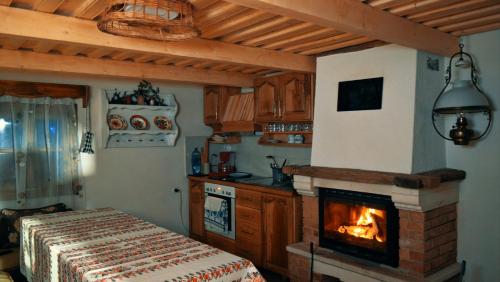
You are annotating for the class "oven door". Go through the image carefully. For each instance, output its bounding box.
[204,193,235,239]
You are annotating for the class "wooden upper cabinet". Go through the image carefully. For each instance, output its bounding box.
[254,73,314,123]
[204,86,222,125]
[280,73,313,121]
[254,77,279,122]
[204,86,241,128]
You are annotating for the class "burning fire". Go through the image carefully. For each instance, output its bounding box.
[338,207,385,242]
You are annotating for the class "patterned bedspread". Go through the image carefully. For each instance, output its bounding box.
[20,208,264,282]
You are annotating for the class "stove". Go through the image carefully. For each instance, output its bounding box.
[208,175,293,189]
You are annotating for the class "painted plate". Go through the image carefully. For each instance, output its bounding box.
[154,116,173,130]
[130,115,150,130]
[107,114,128,130]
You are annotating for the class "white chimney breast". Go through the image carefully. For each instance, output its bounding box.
[311,45,445,174]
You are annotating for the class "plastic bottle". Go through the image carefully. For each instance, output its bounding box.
[191,148,202,176]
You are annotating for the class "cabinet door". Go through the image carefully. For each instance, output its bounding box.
[280,74,313,121]
[204,87,221,125]
[236,205,263,266]
[262,195,293,275]
[189,180,205,241]
[254,77,279,122]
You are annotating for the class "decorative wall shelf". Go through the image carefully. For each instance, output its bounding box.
[108,104,177,111]
[104,89,179,148]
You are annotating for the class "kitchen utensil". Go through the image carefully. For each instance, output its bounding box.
[272,167,291,184]
[266,155,278,167]
[281,159,287,168]
[219,151,236,177]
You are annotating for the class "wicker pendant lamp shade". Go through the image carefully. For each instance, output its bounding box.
[98,0,199,41]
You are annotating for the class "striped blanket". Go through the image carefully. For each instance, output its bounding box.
[20,208,264,282]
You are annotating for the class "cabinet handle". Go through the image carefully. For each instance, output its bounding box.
[272,103,277,117]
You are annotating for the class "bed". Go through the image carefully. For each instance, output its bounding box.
[20,208,264,282]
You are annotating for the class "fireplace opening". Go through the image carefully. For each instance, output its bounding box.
[319,188,399,267]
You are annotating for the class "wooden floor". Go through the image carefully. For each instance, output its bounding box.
[9,267,285,282]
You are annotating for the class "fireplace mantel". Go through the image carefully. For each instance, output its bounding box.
[283,166,465,189]
[285,166,465,212]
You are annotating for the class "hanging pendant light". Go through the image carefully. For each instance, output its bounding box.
[432,44,493,145]
[98,0,199,41]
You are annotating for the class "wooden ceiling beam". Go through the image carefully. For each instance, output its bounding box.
[201,9,273,39]
[175,59,198,67]
[0,38,26,50]
[32,0,65,13]
[262,27,337,50]
[69,0,107,20]
[0,37,25,50]
[281,33,359,53]
[424,4,500,28]
[85,47,114,58]
[451,22,500,36]
[438,13,500,33]
[154,57,177,65]
[190,0,219,10]
[191,61,214,69]
[388,0,464,17]
[222,16,291,43]
[0,6,315,73]
[0,49,255,87]
[225,0,460,56]
[56,44,87,56]
[133,54,161,63]
[407,0,495,23]
[368,0,417,10]
[300,37,375,56]
[32,41,57,53]
[241,22,317,47]
[195,2,244,26]
[110,52,136,61]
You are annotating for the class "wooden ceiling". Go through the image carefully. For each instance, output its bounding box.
[0,0,499,86]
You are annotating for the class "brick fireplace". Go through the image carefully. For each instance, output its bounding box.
[285,166,465,282]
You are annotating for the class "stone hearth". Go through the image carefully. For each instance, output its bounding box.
[285,166,465,282]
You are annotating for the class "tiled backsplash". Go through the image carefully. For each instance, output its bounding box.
[185,135,311,177]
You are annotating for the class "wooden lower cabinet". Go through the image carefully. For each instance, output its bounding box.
[206,231,236,253]
[188,179,205,242]
[235,187,301,276]
[189,178,301,277]
[236,205,263,265]
[262,195,299,275]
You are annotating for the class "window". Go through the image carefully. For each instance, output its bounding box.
[0,110,15,197]
[0,97,80,205]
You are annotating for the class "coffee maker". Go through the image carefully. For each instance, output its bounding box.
[218,151,236,177]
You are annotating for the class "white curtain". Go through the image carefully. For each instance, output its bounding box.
[0,96,80,208]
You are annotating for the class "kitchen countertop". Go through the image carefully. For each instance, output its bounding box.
[188,175,296,196]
